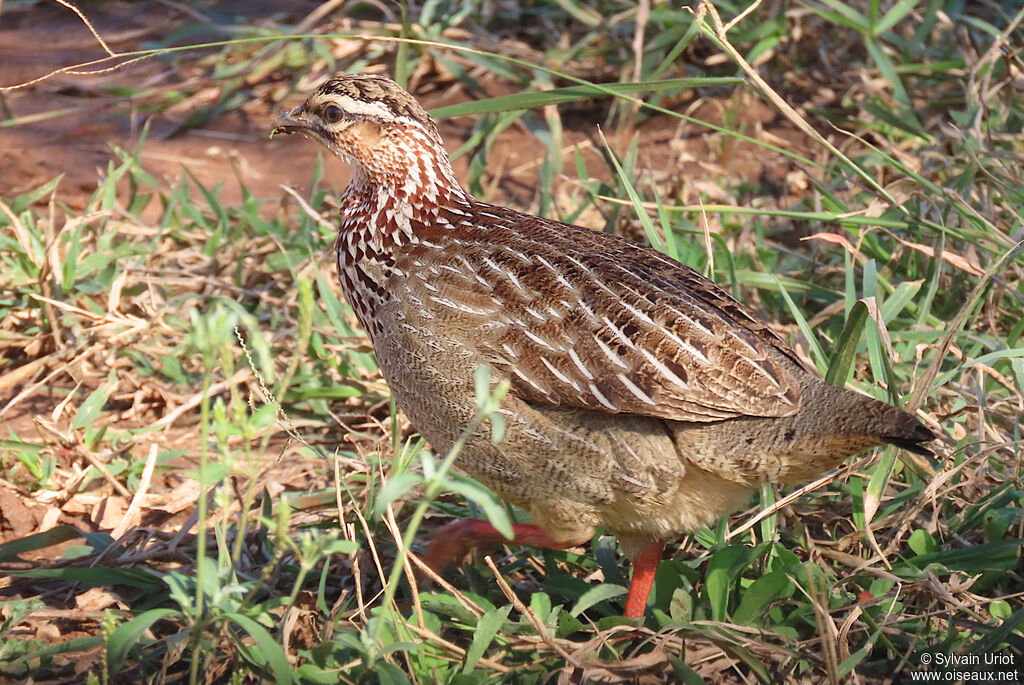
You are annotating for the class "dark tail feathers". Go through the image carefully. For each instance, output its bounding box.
[883,422,937,457]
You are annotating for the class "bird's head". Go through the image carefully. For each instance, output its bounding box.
[271,74,455,191]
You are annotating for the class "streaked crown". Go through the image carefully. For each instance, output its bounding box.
[272,74,445,160]
[314,75,442,142]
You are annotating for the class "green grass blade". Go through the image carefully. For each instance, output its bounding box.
[106,608,180,674]
[597,128,663,251]
[826,300,869,386]
[430,78,739,118]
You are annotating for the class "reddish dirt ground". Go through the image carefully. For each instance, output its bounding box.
[1,3,346,205]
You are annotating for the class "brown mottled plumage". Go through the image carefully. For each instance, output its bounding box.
[271,74,935,618]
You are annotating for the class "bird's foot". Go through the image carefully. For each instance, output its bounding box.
[624,539,665,619]
[423,520,664,620]
[422,518,577,572]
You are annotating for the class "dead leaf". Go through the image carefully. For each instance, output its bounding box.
[91,495,128,529]
[146,479,201,515]
[0,480,49,541]
[75,587,126,612]
[893,237,984,277]
[559,647,676,685]
[803,231,854,254]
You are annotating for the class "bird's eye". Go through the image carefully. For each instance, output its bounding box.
[324,105,344,124]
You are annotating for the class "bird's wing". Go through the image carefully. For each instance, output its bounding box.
[406,204,803,423]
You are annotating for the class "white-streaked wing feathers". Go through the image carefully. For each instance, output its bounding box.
[401,202,803,423]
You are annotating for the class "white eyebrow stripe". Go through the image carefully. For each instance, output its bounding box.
[323,95,425,130]
[328,95,394,120]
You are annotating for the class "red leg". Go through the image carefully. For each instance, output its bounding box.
[624,539,665,619]
[422,518,578,572]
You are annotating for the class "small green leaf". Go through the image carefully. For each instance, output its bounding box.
[570,584,626,617]
[990,600,1011,620]
[6,636,103,669]
[420,593,479,625]
[463,605,512,673]
[446,477,513,540]
[732,571,792,625]
[3,566,162,590]
[106,608,180,674]
[873,0,921,34]
[669,656,707,685]
[864,449,897,525]
[73,371,119,429]
[705,545,749,622]
[973,606,1024,655]
[226,612,294,684]
[905,539,1024,572]
[776,278,827,371]
[837,641,875,677]
[373,471,421,516]
[598,129,663,252]
[530,592,552,623]
[323,539,360,555]
[0,598,45,638]
[474,364,492,408]
[669,587,693,622]
[907,529,937,556]
[0,526,112,563]
[372,662,413,685]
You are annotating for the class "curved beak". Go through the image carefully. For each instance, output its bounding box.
[270,105,312,138]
